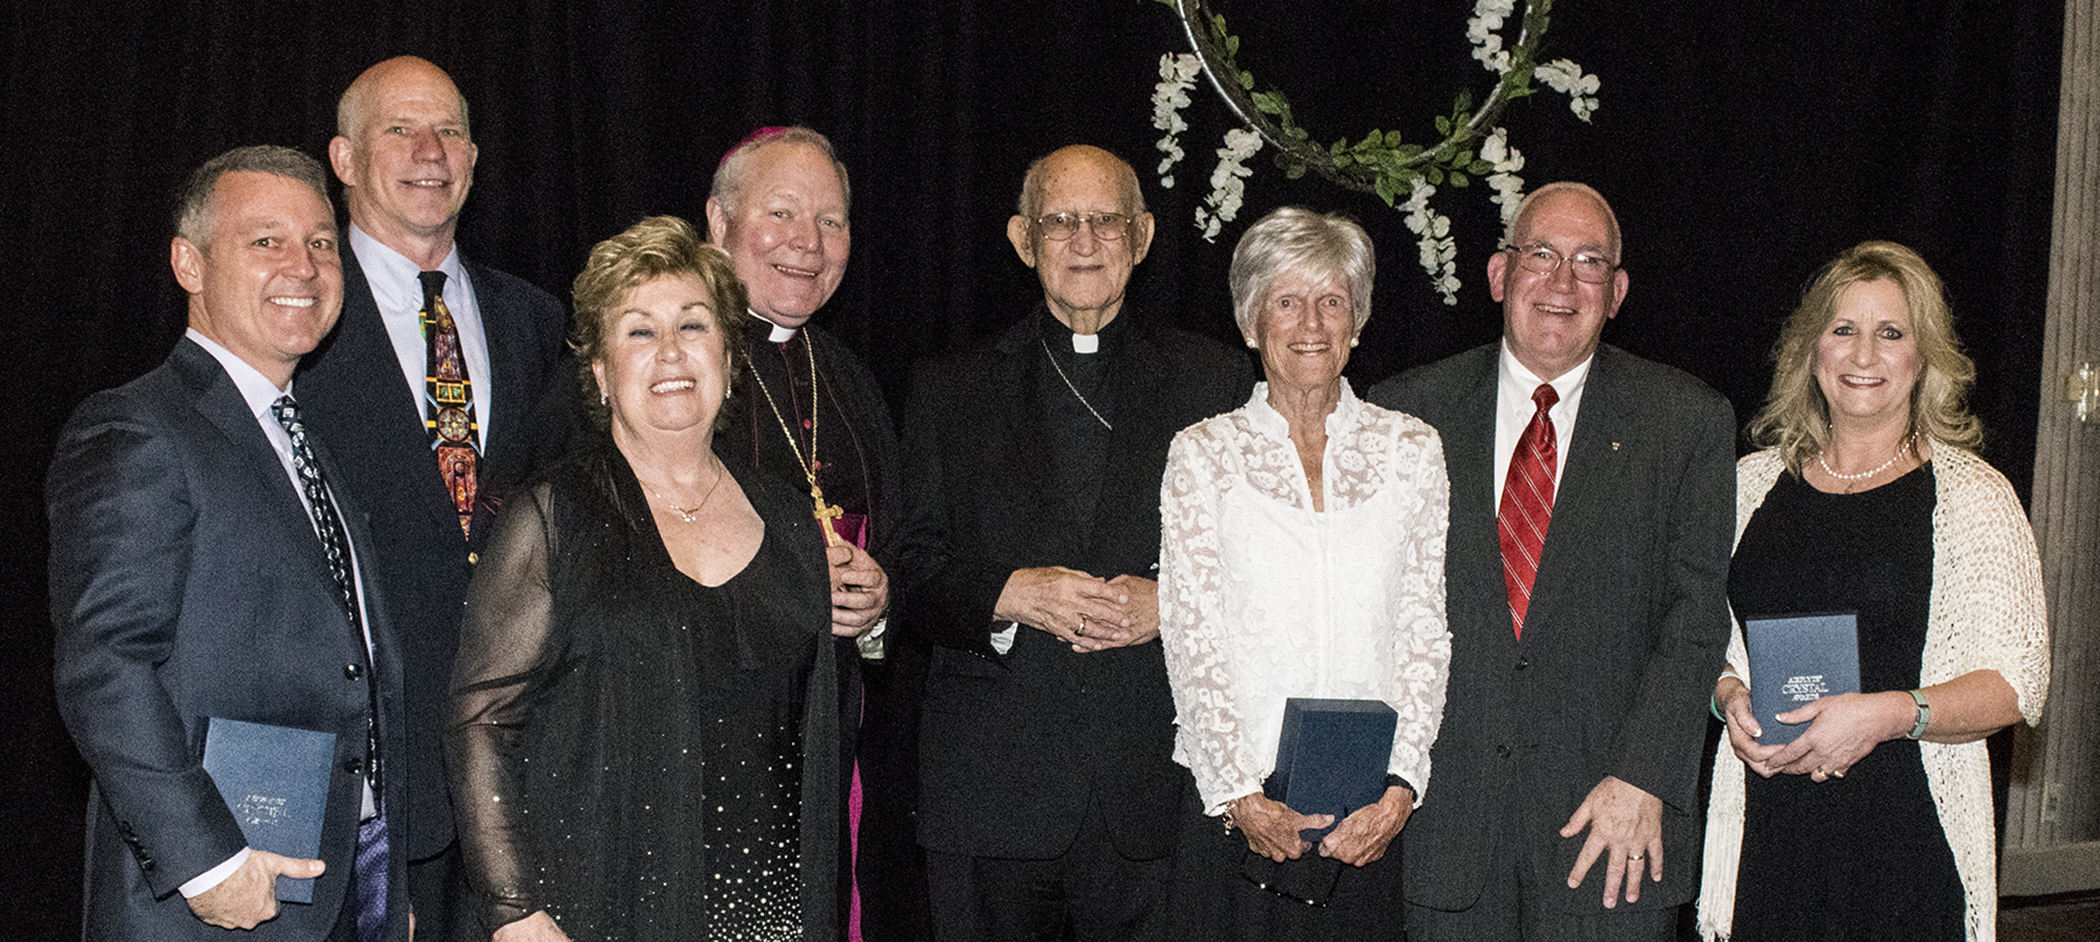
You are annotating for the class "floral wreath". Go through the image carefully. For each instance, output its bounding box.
[1151,0,1599,304]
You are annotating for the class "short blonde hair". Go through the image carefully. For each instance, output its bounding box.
[570,216,748,430]
[1748,240,1982,473]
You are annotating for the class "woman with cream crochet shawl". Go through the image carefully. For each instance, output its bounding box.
[1698,242,2049,942]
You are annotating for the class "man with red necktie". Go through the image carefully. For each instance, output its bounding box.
[1370,183,1734,941]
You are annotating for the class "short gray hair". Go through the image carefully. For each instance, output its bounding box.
[709,126,852,220]
[1228,207,1375,335]
[174,145,333,246]
[1503,181,1623,263]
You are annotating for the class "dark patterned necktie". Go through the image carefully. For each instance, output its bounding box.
[420,270,479,539]
[270,396,388,941]
[1498,383,1559,639]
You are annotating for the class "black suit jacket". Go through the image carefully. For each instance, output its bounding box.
[295,248,569,859]
[1368,342,1733,915]
[897,307,1251,861]
[49,339,410,940]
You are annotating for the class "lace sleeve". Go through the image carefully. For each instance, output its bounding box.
[446,483,561,932]
[1385,423,1452,803]
[1159,424,1264,815]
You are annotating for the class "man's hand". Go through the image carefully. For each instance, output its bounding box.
[1318,784,1413,866]
[993,567,1132,652]
[1559,775,1663,908]
[1087,575,1160,648]
[826,543,888,638]
[1232,792,1331,863]
[187,850,323,929]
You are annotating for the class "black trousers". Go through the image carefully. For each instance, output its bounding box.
[926,803,1172,942]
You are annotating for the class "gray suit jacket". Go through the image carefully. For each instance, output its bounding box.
[1369,342,1733,915]
[49,338,409,940]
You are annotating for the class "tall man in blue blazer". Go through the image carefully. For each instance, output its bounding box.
[50,145,408,940]
[1369,183,1733,941]
[296,56,569,938]
[898,145,1252,942]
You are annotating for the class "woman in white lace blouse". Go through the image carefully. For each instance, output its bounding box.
[1159,208,1451,941]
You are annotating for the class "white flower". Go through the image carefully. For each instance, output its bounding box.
[1151,53,1204,187]
[1401,181,1461,305]
[1534,58,1602,122]
[1468,0,1517,74]
[1194,128,1264,241]
[1480,128,1527,227]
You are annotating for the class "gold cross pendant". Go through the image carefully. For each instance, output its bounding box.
[811,484,845,546]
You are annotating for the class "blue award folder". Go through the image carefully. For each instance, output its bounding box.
[201,718,336,903]
[1264,697,1397,842]
[1744,612,1860,745]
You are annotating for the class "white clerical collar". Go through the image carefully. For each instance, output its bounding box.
[1071,332,1100,354]
[749,310,797,344]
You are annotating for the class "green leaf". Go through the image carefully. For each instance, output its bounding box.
[1375,174,1397,206]
[1284,125,1309,142]
[1397,144,1424,160]
[1237,69,1254,89]
[1251,91,1284,116]
[1285,163,1308,180]
[1226,34,1240,57]
[1454,90,1475,114]
[1353,135,1381,155]
[1332,152,1354,169]
[1385,129,1405,147]
[1427,167,1445,186]
[1435,115,1452,137]
[1450,170,1470,187]
[1470,159,1493,175]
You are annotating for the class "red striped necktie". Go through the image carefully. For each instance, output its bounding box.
[1498,382,1559,639]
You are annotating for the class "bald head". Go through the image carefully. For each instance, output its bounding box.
[329,56,478,268]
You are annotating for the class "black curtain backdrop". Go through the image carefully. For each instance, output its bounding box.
[3,2,2060,935]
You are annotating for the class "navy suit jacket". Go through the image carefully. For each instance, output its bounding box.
[49,338,410,940]
[1368,342,1734,915]
[897,307,1252,862]
[295,248,569,859]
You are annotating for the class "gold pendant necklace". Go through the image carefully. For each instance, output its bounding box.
[742,333,845,545]
[644,463,725,523]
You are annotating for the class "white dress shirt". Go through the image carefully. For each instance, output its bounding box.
[1491,343,1594,507]
[350,224,492,451]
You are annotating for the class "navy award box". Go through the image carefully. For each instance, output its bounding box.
[201,717,337,903]
[1744,612,1860,745]
[1264,697,1397,841]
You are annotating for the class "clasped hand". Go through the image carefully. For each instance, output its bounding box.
[1235,785,1413,867]
[1716,677,1909,780]
[994,567,1159,652]
[826,542,888,638]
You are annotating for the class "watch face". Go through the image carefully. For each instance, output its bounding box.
[436,406,472,443]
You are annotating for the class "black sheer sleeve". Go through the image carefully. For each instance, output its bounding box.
[447,481,563,933]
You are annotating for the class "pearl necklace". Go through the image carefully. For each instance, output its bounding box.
[1817,431,1918,482]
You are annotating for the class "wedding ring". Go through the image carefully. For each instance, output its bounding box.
[1831,769,1846,779]
[1628,853,1645,862]
[1075,616,1087,638]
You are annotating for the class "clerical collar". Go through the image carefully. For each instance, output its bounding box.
[1071,332,1099,354]
[748,310,797,344]
[1040,304,1126,355]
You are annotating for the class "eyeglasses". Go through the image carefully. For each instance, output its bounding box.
[1034,212,1131,242]
[1505,244,1617,284]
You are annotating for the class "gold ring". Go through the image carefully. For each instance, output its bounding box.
[1075,616,1087,638]
[1628,853,1644,862]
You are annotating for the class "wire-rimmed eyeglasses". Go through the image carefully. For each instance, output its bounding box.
[1504,243,1617,284]
[1034,212,1131,242]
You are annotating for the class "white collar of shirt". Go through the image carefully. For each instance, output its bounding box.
[350,223,491,451]
[1493,342,1593,505]
[1244,378,1362,441]
[750,310,798,344]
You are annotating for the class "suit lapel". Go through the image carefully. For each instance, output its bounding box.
[1443,355,1520,651]
[467,259,526,470]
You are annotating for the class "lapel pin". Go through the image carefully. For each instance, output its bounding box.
[1612,442,1621,450]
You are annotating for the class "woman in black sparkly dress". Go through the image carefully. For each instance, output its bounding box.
[447,217,854,942]
[1697,242,2049,942]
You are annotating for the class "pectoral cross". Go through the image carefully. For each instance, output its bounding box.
[811,484,845,547]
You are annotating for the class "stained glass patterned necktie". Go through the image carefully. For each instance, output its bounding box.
[420,269,479,539]
[1498,382,1559,639]
[270,395,388,941]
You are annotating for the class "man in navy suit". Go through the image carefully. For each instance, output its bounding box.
[296,55,569,939]
[1369,183,1733,940]
[50,145,408,940]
